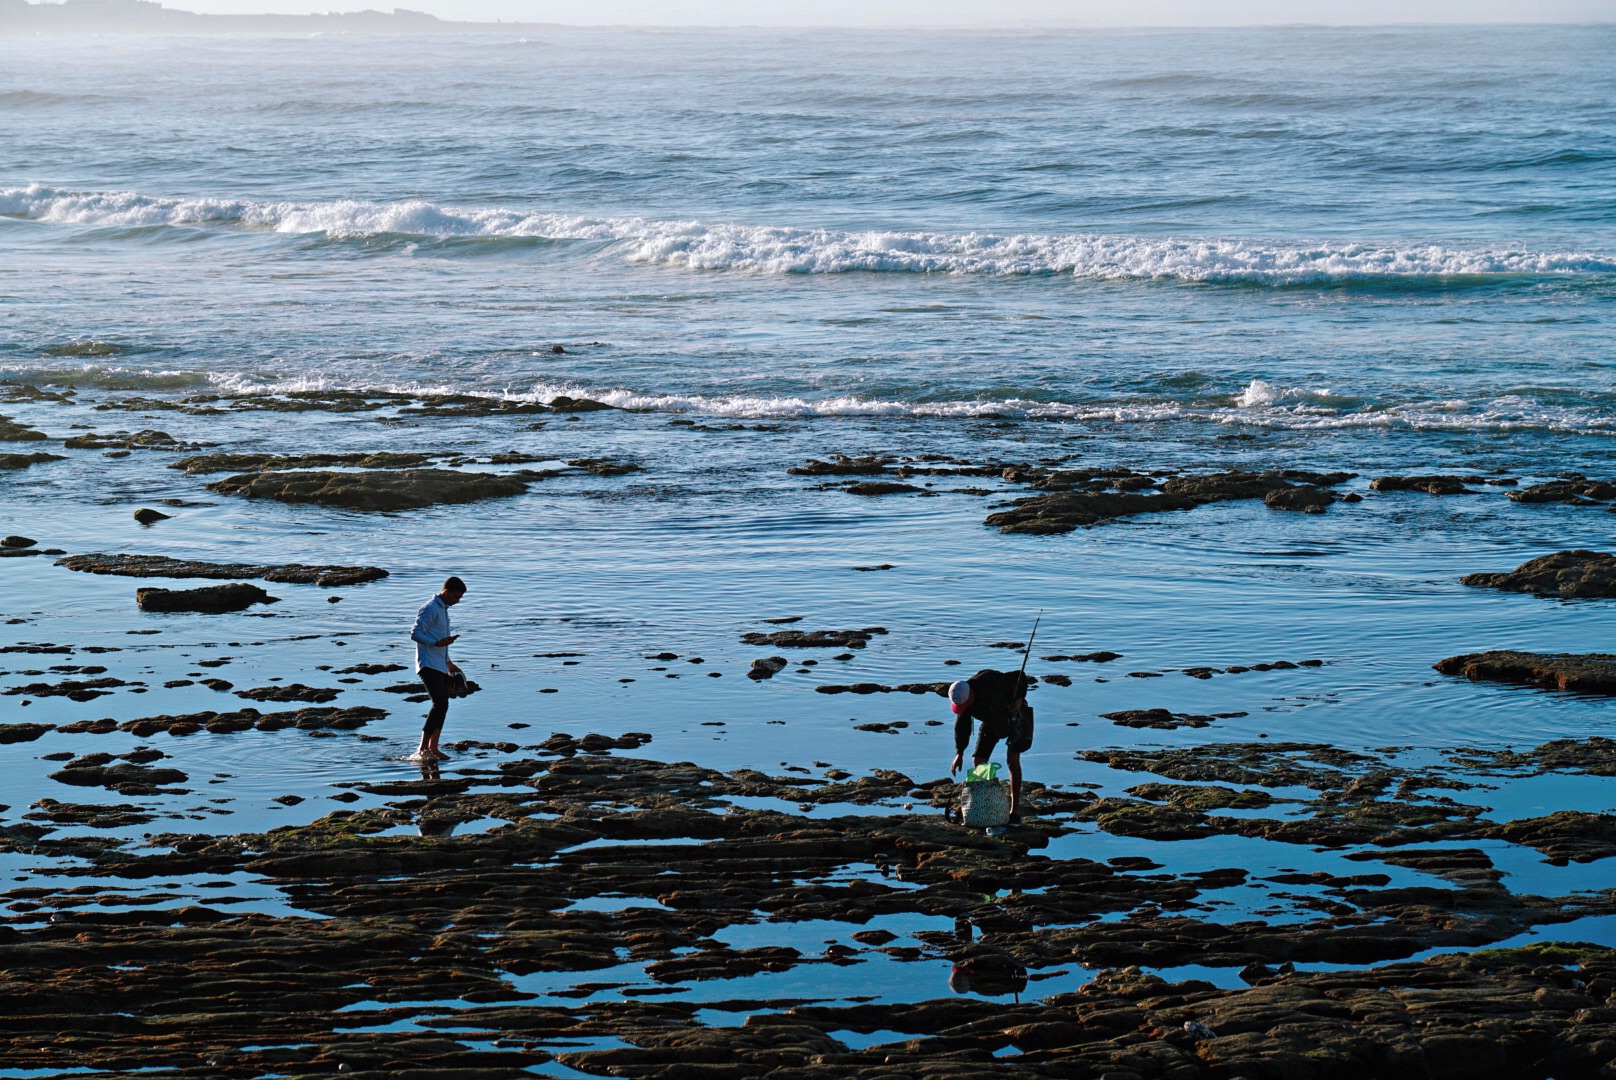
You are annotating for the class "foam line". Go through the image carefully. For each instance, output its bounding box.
[4,185,1612,284]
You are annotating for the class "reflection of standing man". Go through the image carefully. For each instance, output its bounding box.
[948,669,1034,823]
[410,576,466,761]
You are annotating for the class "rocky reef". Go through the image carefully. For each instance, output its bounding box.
[5,733,1616,1077]
[205,468,532,511]
[134,583,278,614]
[57,552,388,587]
[1436,651,1616,695]
[1462,550,1616,600]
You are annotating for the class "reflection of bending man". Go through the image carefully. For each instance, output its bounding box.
[948,669,1034,823]
[410,576,466,761]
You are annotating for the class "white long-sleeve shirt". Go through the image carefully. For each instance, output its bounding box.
[411,595,452,674]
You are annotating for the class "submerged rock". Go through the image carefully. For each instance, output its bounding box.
[2,677,127,701]
[0,382,73,404]
[0,722,53,744]
[0,415,48,441]
[1461,549,1616,599]
[741,627,888,649]
[1160,469,1353,503]
[1509,477,1616,504]
[206,468,530,510]
[63,429,194,450]
[845,481,923,495]
[0,452,63,470]
[815,681,950,695]
[987,469,1355,532]
[109,704,384,737]
[547,395,615,413]
[135,583,278,614]
[747,656,788,680]
[1370,474,1484,494]
[48,760,188,791]
[566,457,642,476]
[986,489,1193,533]
[172,451,434,474]
[0,548,62,564]
[788,454,892,476]
[1102,708,1218,730]
[1436,651,1616,694]
[334,662,407,675]
[1263,485,1333,512]
[235,684,343,704]
[57,553,387,587]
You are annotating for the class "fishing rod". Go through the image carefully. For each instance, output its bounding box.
[1016,611,1042,690]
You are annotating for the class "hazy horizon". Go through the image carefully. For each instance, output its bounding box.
[34,0,1616,25]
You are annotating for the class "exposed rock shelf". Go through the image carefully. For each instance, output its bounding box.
[1436,651,1616,694]
[1461,550,1616,600]
[205,467,532,510]
[57,553,388,587]
[135,583,278,614]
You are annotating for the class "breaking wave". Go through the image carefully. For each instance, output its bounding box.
[3,364,1611,436]
[4,184,1613,285]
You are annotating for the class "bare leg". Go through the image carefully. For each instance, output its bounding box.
[1006,749,1022,818]
[422,727,449,760]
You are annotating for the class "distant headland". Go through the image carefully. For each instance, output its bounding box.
[0,0,560,34]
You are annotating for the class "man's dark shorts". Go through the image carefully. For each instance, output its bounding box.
[973,705,1033,760]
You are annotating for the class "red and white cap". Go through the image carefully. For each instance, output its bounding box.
[948,680,973,714]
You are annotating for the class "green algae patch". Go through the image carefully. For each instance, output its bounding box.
[1465,941,1616,966]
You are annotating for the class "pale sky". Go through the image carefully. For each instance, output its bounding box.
[161,0,1616,25]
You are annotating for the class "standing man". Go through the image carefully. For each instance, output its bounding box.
[410,575,466,761]
[948,669,1034,823]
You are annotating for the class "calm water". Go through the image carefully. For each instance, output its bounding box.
[2,26,1615,943]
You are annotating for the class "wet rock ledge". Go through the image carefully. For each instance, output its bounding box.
[6,737,1616,1077]
[1462,550,1616,600]
[57,552,387,587]
[1437,651,1616,695]
[986,469,1356,533]
[206,468,532,511]
[134,582,278,614]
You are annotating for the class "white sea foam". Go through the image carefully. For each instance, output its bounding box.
[5,361,1611,437]
[589,388,1616,436]
[237,378,1616,435]
[4,184,1613,284]
[1233,379,1358,410]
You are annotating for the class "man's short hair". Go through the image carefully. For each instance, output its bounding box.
[443,575,467,594]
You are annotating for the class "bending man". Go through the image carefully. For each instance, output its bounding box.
[410,575,466,761]
[948,668,1034,823]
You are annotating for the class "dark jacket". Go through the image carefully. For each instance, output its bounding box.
[953,668,1028,754]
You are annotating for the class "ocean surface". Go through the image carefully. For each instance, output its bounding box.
[3,24,1616,1001]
